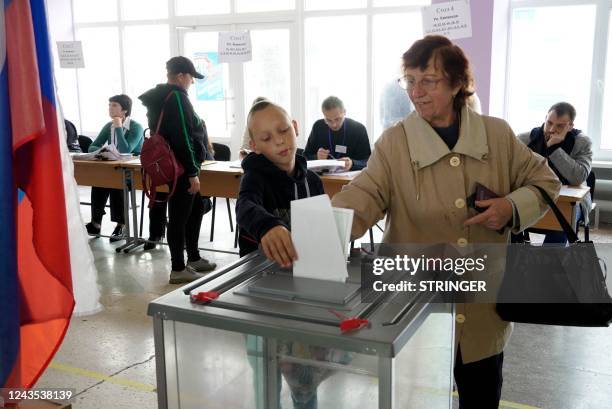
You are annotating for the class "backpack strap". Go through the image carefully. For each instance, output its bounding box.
[153,92,176,136]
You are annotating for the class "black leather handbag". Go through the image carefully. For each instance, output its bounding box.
[496,186,612,327]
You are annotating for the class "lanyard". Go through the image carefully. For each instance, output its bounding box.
[327,121,346,154]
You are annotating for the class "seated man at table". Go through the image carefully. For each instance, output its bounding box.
[518,101,592,243]
[85,94,144,241]
[304,96,371,171]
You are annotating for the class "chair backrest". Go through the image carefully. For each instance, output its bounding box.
[78,135,92,152]
[212,142,231,161]
[586,170,596,201]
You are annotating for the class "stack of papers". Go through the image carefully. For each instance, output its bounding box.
[72,145,132,161]
[306,159,345,173]
[291,195,354,283]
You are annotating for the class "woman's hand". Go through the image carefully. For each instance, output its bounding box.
[464,198,513,231]
[111,116,123,128]
[261,225,298,268]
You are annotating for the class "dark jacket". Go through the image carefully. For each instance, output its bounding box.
[236,153,324,256]
[304,117,371,170]
[139,84,212,177]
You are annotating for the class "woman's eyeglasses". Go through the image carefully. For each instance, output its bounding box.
[397,77,444,92]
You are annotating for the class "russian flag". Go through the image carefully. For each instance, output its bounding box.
[1,0,81,389]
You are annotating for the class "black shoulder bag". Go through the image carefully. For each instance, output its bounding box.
[496,185,612,327]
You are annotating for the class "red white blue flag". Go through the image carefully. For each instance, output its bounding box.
[1,0,75,389]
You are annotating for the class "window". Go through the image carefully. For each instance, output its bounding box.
[121,0,168,20]
[601,10,612,149]
[75,27,122,133]
[304,0,366,11]
[243,29,291,115]
[123,25,170,124]
[235,0,294,13]
[304,15,367,136]
[175,0,230,16]
[372,12,423,140]
[506,5,596,135]
[183,31,231,139]
[73,0,117,23]
[373,0,430,6]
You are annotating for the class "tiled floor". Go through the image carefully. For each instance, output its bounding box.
[35,188,612,408]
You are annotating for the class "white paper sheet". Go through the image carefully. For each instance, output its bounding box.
[306,159,345,173]
[71,145,131,161]
[291,195,352,282]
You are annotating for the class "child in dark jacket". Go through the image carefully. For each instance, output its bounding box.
[236,101,333,409]
[236,101,324,265]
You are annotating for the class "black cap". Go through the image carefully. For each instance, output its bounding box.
[166,56,204,79]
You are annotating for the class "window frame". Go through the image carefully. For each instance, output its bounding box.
[505,0,612,160]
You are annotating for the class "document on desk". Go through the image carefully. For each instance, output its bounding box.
[71,145,132,161]
[291,195,353,282]
[306,159,345,173]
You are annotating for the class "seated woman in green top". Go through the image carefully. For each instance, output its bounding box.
[85,94,144,242]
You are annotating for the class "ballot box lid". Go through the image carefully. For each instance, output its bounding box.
[148,252,452,357]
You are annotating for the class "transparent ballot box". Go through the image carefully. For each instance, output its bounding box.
[148,253,454,409]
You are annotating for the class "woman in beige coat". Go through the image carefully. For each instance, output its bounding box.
[331,36,560,408]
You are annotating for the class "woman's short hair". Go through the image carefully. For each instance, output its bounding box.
[109,94,132,117]
[402,35,475,112]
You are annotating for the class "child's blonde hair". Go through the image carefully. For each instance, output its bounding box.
[246,101,291,139]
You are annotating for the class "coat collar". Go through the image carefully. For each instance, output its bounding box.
[401,105,489,170]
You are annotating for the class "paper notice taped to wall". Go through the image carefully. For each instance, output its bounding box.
[57,41,85,68]
[218,31,252,63]
[422,0,472,40]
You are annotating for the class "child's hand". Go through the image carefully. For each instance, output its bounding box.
[261,225,298,268]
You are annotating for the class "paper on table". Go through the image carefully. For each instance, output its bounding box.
[306,159,345,173]
[71,144,130,161]
[291,195,352,282]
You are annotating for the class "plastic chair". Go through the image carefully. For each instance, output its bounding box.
[78,135,92,153]
[210,143,234,242]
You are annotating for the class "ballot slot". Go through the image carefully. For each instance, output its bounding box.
[243,274,361,305]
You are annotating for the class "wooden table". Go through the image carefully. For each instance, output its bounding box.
[74,159,588,236]
[531,185,590,231]
[119,160,355,199]
[73,159,125,189]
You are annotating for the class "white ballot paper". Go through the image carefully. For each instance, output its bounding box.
[306,159,345,173]
[291,195,353,282]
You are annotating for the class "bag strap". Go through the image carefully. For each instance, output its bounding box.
[153,92,176,136]
[532,185,580,243]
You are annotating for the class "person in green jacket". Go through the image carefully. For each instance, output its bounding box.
[85,94,144,242]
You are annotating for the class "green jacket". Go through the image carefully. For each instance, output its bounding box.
[88,118,144,154]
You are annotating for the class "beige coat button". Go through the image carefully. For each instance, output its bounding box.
[457,237,468,247]
[450,156,460,167]
[456,314,466,323]
[455,198,465,208]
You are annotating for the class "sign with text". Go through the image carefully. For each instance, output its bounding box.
[218,31,252,63]
[193,52,224,101]
[56,41,85,68]
[422,0,472,40]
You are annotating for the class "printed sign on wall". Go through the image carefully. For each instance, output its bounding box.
[56,41,85,68]
[422,0,472,40]
[193,52,224,101]
[218,31,252,63]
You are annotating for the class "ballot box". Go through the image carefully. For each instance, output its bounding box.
[148,252,455,409]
